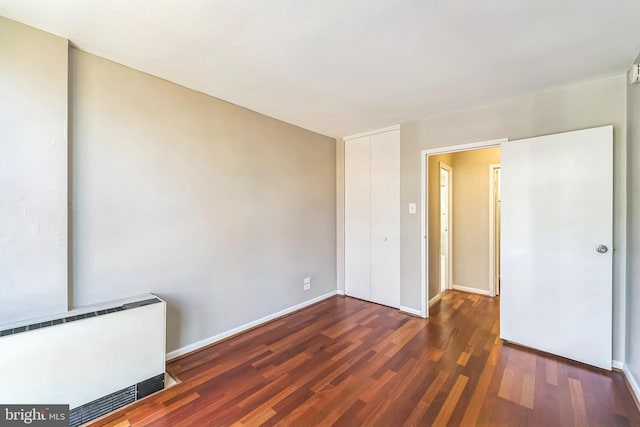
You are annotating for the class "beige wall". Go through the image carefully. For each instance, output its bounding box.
[69,49,337,352]
[626,53,640,390]
[1,16,337,354]
[450,148,500,293]
[0,17,69,323]
[427,153,453,301]
[401,75,627,360]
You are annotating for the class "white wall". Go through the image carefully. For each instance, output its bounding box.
[69,49,337,353]
[626,53,640,395]
[0,17,68,324]
[400,75,628,361]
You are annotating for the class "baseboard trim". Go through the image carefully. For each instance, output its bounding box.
[622,364,640,410]
[400,305,423,317]
[336,289,345,296]
[166,291,337,360]
[612,360,624,370]
[428,293,442,307]
[452,285,492,296]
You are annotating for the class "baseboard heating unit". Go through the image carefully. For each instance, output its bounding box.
[0,294,166,426]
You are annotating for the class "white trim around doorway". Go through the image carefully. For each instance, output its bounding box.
[489,163,501,297]
[420,138,507,318]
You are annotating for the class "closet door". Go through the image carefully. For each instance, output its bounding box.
[344,136,371,301]
[370,130,400,308]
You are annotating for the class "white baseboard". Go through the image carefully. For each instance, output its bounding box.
[622,364,640,404]
[400,305,422,317]
[428,293,442,307]
[336,289,345,295]
[166,291,337,360]
[452,284,491,296]
[612,360,624,370]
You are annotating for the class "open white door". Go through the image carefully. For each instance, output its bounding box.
[439,164,452,293]
[500,126,613,370]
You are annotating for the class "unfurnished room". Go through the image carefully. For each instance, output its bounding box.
[1,1,640,426]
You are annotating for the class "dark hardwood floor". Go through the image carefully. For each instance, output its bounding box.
[92,291,640,426]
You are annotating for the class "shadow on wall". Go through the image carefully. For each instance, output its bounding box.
[158,294,181,354]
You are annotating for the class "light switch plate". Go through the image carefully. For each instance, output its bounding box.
[630,64,640,84]
[409,203,417,214]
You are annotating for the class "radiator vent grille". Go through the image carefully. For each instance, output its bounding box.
[68,374,164,427]
[69,386,135,427]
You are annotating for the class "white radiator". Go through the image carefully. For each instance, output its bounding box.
[0,294,166,422]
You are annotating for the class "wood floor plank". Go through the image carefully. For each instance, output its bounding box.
[404,370,449,426]
[459,344,500,426]
[87,291,640,427]
[359,357,424,425]
[569,377,588,427]
[431,374,469,427]
[498,367,515,402]
[102,417,130,427]
[131,392,199,427]
[546,358,559,386]
[234,385,297,426]
[457,351,471,366]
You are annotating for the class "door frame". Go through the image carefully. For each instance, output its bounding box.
[489,163,501,297]
[420,138,507,317]
[439,162,453,293]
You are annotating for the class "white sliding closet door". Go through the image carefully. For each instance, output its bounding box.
[370,131,400,308]
[345,136,371,301]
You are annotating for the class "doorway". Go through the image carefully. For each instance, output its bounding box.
[439,163,453,293]
[420,138,506,317]
[419,128,613,370]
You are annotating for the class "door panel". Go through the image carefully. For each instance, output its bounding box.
[494,168,501,295]
[440,166,451,293]
[370,130,400,308]
[500,126,613,369]
[345,136,371,301]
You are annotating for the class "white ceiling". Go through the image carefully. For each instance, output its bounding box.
[1,1,640,137]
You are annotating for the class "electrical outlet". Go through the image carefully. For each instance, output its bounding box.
[304,283,311,291]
